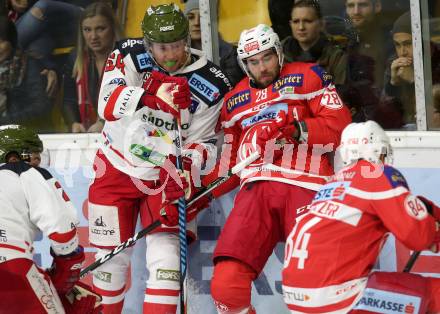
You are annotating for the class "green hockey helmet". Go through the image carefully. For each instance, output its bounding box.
[0,125,43,163]
[141,3,189,43]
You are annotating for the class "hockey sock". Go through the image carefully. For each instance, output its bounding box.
[211,259,257,314]
[143,288,179,314]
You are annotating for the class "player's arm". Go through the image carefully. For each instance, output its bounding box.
[98,47,145,121]
[299,64,352,145]
[371,167,439,251]
[20,167,85,295]
[200,113,242,199]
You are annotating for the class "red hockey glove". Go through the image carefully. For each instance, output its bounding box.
[255,110,298,153]
[62,282,102,314]
[159,194,212,226]
[47,246,85,295]
[159,155,198,203]
[140,71,191,118]
[417,195,440,220]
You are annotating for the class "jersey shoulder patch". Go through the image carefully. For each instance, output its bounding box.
[310,64,333,87]
[0,160,32,175]
[181,61,231,107]
[383,165,409,189]
[116,38,159,73]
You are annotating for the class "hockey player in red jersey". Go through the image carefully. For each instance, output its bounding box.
[88,3,230,313]
[0,125,100,313]
[282,121,440,313]
[201,24,351,314]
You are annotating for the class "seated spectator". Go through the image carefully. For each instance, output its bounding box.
[345,0,392,89]
[184,0,244,86]
[383,11,416,128]
[7,0,82,92]
[0,16,56,132]
[282,0,347,85]
[62,2,122,133]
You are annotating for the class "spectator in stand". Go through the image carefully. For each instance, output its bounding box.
[382,11,415,129]
[184,0,244,86]
[62,2,122,133]
[345,0,391,89]
[282,0,347,85]
[0,16,56,132]
[7,0,82,95]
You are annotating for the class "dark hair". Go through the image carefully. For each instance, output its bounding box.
[0,15,17,50]
[291,0,322,19]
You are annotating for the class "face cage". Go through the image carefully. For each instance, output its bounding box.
[143,36,191,73]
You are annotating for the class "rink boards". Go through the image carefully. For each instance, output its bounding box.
[32,132,440,313]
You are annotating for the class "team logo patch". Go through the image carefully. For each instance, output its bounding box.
[384,167,409,189]
[188,73,220,102]
[404,194,428,220]
[226,90,251,112]
[241,103,288,128]
[355,288,421,314]
[272,74,303,92]
[108,78,126,86]
[311,64,333,86]
[137,53,154,70]
[244,41,259,52]
[313,181,351,201]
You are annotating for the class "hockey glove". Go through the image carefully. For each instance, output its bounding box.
[159,155,197,203]
[140,70,191,118]
[255,110,298,154]
[159,194,212,226]
[47,246,85,295]
[417,196,440,220]
[62,282,102,314]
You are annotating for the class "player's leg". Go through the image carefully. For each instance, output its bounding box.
[88,151,152,313]
[211,181,284,313]
[140,192,197,314]
[143,232,180,314]
[211,258,257,314]
[0,258,64,313]
[282,184,316,239]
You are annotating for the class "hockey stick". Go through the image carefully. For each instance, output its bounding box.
[79,151,260,278]
[403,250,421,272]
[174,118,188,314]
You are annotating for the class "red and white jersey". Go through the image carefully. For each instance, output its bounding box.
[0,161,79,262]
[282,160,439,313]
[219,62,351,191]
[98,38,231,179]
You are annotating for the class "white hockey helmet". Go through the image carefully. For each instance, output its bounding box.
[339,120,392,165]
[237,24,284,78]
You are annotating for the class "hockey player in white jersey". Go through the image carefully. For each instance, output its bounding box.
[0,125,100,313]
[88,3,231,313]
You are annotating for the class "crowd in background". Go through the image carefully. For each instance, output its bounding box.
[0,0,439,134]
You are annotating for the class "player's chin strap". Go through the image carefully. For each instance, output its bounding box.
[78,151,260,279]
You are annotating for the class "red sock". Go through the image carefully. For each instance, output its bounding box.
[211,259,257,313]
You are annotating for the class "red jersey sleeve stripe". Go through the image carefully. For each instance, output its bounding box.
[49,228,77,243]
[104,86,125,121]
